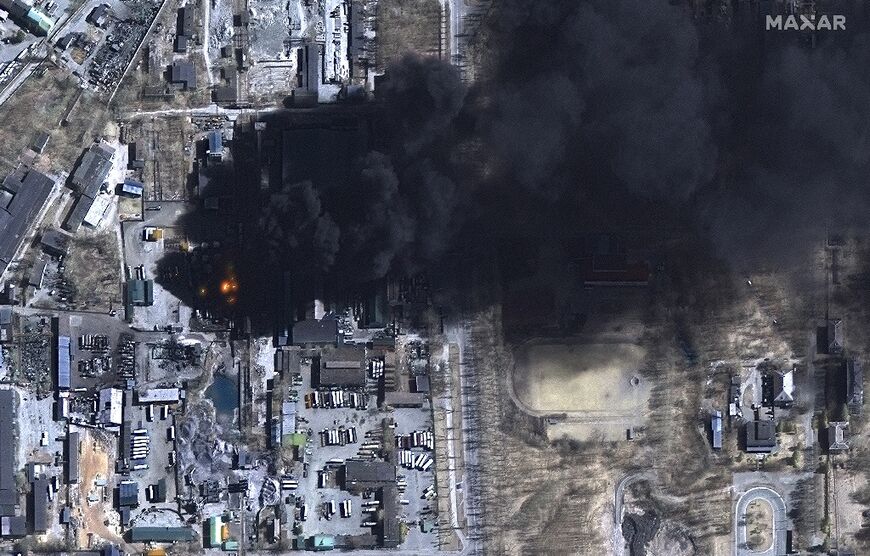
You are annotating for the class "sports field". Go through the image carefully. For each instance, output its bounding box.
[513,342,650,413]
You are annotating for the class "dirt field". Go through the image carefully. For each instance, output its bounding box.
[513,342,649,413]
[77,429,123,547]
[66,232,123,312]
[376,0,443,71]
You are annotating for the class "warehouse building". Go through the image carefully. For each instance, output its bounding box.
[29,476,48,533]
[169,61,197,90]
[66,432,80,484]
[0,390,17,517]
[291,316,339,346]
[65,143,114,232]
[98,388,123,426]
[312,356,366,388]
[0,515,26,537]
[378,485,401,548]
[126,278,154,307]
[136,388,181,404]
[341,460,395,493]
[0,169,55,280]
[0,307,11,343]
[39,229,69,257]
[71,143,114,195]
[128,526,196,542]
[54,316,71,391]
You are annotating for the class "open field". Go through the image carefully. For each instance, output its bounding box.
[65,232,122,312]
[513,341,648,413]
[376,0,443,71]
[0,67,113,175]
[120,116,194,200]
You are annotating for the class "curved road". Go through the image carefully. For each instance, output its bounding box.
[734,487,787,556]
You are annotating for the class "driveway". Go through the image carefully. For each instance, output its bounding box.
[734,486,788,556]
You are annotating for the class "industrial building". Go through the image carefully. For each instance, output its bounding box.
[136,388,181,404]
[54,315,71,391]
[174,7,194,53]
[98,388,123,426]
[711,410,722,450]
[120,178,144,198]
[312,356,366,388]
[0,169,55,280]
[39,229,69,257]
[65,143,115,232]
[292,316,339,346]
[29,477,48,533]
[169,61,197,90]
[0,390,17,518]
[0,307,11,343]
[66,432,80,484]
[846,358,864,414]
[341,460,396,493]
[0,0,54,35]
[126,278,154,307]
[128,526,196,542]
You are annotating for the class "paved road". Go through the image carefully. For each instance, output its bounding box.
[734,486,788,556]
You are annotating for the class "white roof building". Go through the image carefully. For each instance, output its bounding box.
[137,388,182,404]
[98,388,123,425]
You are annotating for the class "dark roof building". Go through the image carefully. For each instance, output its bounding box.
[0,306,11,343]
[66,432,80,484]
[30,477,48,533]
[40,229,69,257]
[71,143,114,196]
[30,131,50,154]
[169,61,197,90]
[0,169,55,280]
[176,7,193,37]
[126,279,154,306]
[377,485,401,548]
[341,460,395,492]
[118,481,139,507]
[28,258,46,288]
[86,3,110,27]
[817,319,844,355]
[128,526,196,542]
[63,193,95,232]
[0,515,25,537]
[313,356,366,388]
[292,316,339,346]
[847,358,863,414]
[0,390,16,516]
[745,420,776,453]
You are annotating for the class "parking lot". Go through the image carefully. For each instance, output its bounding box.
[288,351,438,548]
[122,395,179,518]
